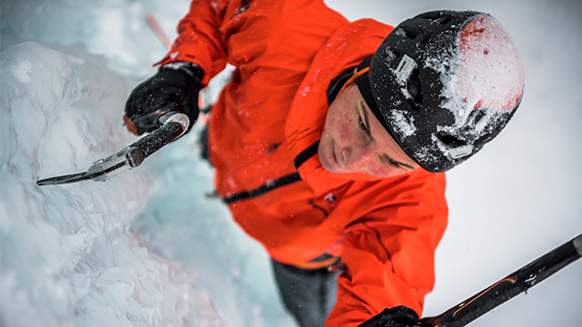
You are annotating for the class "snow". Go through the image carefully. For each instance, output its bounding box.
[1,1,581,327]
[389,109,417,137]
[457,15,524,112]
[425,15,524,115]
[420,13,525,165]
[8,58,32,83]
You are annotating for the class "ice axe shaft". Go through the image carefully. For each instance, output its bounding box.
[36,111,189,186]
[358,233,582,327]
[418,233,582,327]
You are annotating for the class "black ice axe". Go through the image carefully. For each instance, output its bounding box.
[36,110,189,186]
[360,232,582,327]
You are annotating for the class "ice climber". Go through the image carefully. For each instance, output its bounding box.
[123,1,524,326]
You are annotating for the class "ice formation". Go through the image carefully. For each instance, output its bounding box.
[0,41,221,327]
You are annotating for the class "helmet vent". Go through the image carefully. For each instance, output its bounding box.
[399,27,430,44]
[385,49,400,69]
[436,131,465,148]
[406,70,423,108]
[435,17,452,25]
[416,33,430,44]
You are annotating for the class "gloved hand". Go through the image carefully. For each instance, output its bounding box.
[378,306,419,327]
[358,306,419,327]
[124,61,204,135]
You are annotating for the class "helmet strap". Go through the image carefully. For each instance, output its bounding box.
[327,67,356,105]
[356,55,393,135]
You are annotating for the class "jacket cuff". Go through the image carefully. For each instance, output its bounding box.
[160,61,204,85]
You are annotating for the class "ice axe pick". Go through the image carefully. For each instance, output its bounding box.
[36,111,189,186]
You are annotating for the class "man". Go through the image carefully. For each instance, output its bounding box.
[124,1,524,326]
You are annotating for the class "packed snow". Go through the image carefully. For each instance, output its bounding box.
[457,15,524,112]
[389,109,417,137]
[1,1,581,327]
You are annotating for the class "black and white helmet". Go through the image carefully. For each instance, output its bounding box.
[356,10,524,172]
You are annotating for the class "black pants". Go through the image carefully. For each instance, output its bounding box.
[271,260,341,327]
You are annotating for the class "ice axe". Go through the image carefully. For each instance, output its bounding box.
[36,110,189,186]
[359,232,582,327]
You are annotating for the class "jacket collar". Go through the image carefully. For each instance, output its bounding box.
[284,19,394,188]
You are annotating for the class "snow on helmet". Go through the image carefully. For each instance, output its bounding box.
[356,10,524,172]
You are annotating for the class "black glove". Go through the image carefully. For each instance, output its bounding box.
[124,61,204,135]
[358,306,419,327]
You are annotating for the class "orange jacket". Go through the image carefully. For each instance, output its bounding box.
[157,1,448,325]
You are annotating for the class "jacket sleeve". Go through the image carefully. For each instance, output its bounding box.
[155,0,229,86]
[325,172,448,327]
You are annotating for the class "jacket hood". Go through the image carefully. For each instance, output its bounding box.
[284,19,397,187]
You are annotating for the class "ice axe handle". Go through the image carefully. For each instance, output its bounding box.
[81,111,188,182]
[130,111,189,159]
[416,233,582,327]
[358,233,582,327]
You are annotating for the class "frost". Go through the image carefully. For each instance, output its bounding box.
[422,14,524,159]
[383,48,398,65]
[428,15,523,122]
[458,16,524,111]
[9,59,32,83]
[393,27,407,37]
[412,145,440,170]
[390,109,416,137]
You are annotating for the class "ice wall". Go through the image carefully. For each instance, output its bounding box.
[0,41,221,327]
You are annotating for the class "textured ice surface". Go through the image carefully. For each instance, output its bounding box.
[0,41,221,327]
